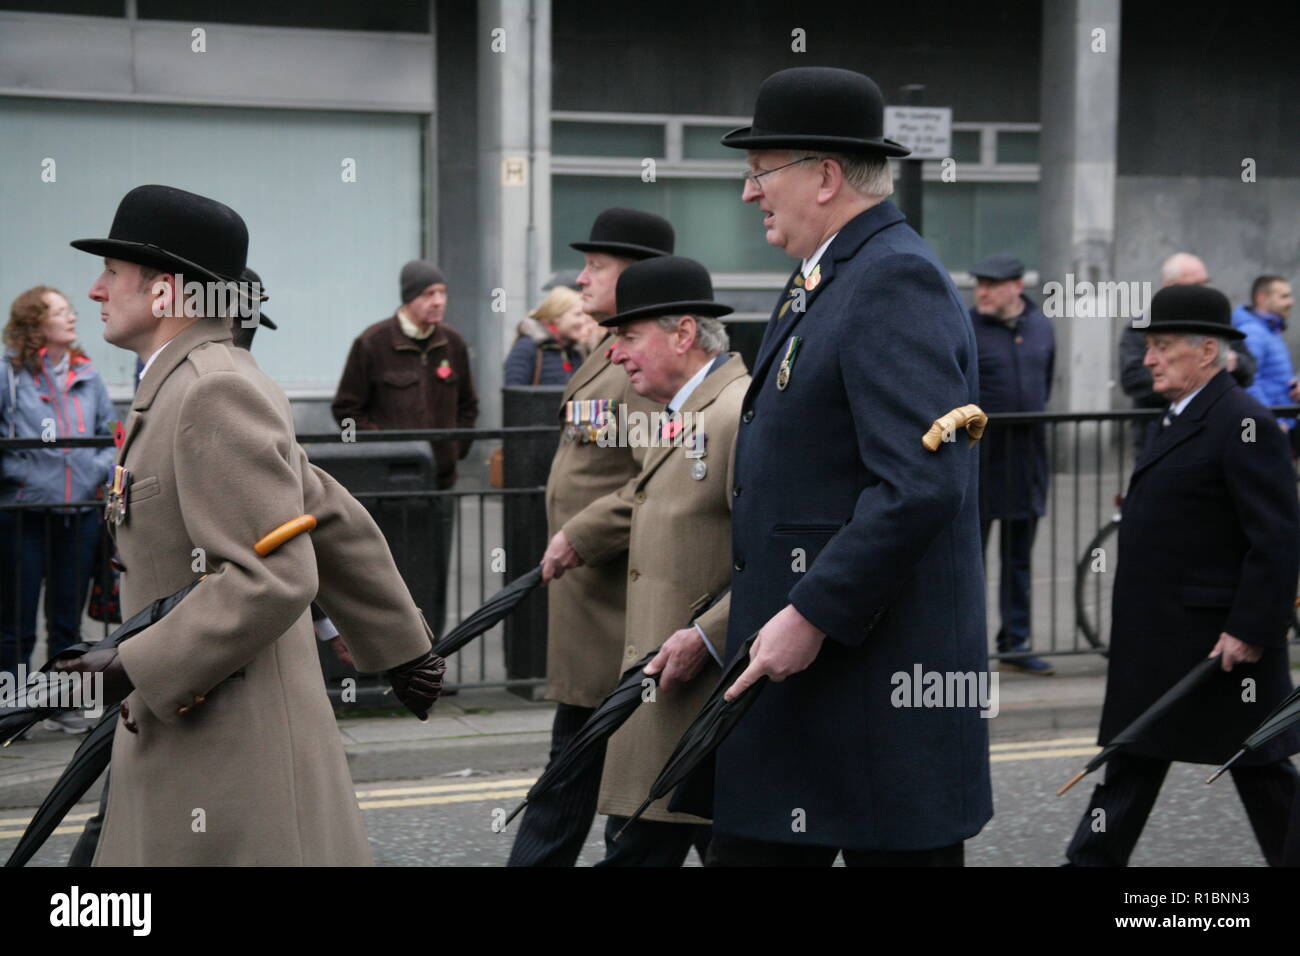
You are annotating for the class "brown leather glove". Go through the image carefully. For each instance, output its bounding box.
[385,650,446,721]
[50,647,133,709]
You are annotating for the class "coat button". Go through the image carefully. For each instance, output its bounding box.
[734,557,745,571]
[630,568,640,581]
[742,409,754,424]
[732,485,742,497]
[635,491,646,504]
[626,645,638,660]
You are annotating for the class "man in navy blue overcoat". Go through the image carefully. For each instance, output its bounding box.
[689,67,994,865]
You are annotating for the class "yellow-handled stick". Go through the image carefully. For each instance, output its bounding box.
[922,404,988,452]
[254,514,317,556]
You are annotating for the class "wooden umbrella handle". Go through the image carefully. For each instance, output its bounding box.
[922,404,989,452]
[254,514,317,556]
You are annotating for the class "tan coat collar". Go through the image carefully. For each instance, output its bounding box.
[637,353,746,484]
[133,320,233,411]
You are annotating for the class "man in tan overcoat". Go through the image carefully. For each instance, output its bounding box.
[592,255,749,866]
[507,208,670,867]
[57,185,442,865]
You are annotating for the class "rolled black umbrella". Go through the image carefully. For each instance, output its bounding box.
[0,579,203,746]
[613,633,765,841]
[432,566,544,658]
[4,706,118,867]
[1058,655,1223,795]
[501,590,731,828]
[502,649,657,829]
[1206,683,1300,784]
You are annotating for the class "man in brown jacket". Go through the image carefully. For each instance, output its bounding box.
[57,185,442,865]
[507,208,670,866]
[593,256,749,866]
[331,260,479,636]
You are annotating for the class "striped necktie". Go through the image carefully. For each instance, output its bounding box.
[777,272,807,320]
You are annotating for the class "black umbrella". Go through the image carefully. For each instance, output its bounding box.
[1206,683,1300,784]
[502,649,657,829]
[613,633,765,841]
[1057,655,1223,795]
[432,566,544,658]
[4,706,118,867]
[0,579,202,746]
[500,590,732,829]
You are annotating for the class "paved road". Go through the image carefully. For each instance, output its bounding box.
[4,729,1270,867]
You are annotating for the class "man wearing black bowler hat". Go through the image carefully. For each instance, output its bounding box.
[55,184,444,864]
[1064,284,1300,866]
[969,252,1055,676]
[508,208,669,866]
[691,66,993,866]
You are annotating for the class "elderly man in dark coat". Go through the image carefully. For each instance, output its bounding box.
[1065,284,1300,867]
[687,67,993,866]
[969,253,1055,675]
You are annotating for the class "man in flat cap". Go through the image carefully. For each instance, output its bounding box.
[57,185,443,865]
[332,260,479,637]
[692,66,993,865]
[507,208,669,867]
[968,253,1055,676]
[590,255,749,865]
[1065,284,1300,866]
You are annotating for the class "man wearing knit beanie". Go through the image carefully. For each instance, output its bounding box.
[332,260,479,637]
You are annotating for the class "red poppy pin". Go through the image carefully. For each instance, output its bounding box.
[436,359,452,380]
[113,420,126,449]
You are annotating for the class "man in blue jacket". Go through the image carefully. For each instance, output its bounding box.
[969,253,1055,676]
[1232,274,1295,431]
[696,67,993,865]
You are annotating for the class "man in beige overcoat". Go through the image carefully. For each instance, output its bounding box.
[592,255,749,866]
[507,209,670,867]
[57,185,443,865]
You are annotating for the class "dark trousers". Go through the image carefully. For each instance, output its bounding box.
[426,495,455,639]
[0,509,100,676]
[980,517,1037,649]
[1067,751,1298,866]
[507,702,604,866]
[705,832,964,867]
[596,815,711,867]
[68,769,110,867]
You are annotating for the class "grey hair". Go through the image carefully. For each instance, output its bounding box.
[798,150,893,199]
[1160,252,1206,286]
[655,314,729,355]
[1184,333,1230,368]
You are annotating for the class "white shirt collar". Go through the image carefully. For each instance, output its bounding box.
[666,355,718,415]
[1170,380,1210,417]
[138,339,172,383]
[802,232,839,279]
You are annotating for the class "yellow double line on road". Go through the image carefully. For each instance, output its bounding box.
[0,738,1102,842]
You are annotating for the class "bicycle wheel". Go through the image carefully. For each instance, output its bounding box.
[1075,518,1120,653]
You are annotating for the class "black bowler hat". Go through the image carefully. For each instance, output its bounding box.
[239,268,276,330]
[1136,284,1244,340]
[570,208,674,260]
[721,67,911,157]
[71,184,250,287]
[599,256,733,327]
[970,253,1025,281]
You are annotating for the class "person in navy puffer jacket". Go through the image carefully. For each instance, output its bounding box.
[1233,274,1296,431]
[1,286,116,690]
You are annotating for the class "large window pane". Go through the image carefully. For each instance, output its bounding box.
[922,181,1038,273]
[950,129,982,163]
[553,121,664,158]
[683,124,737,160]
[0,96,423,392]
[997,131,1039,164]
[552,175,791,274]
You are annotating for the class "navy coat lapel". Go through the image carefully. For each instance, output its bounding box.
[747,201,908,400]
[1131,371,1234,479]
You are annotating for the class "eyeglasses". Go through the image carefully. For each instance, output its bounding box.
[742,155,824,189]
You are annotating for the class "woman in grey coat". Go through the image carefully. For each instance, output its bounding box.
[1,285,116,732]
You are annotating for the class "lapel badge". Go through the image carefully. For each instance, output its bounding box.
[804,263,822,292]
[776,335,803,392]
